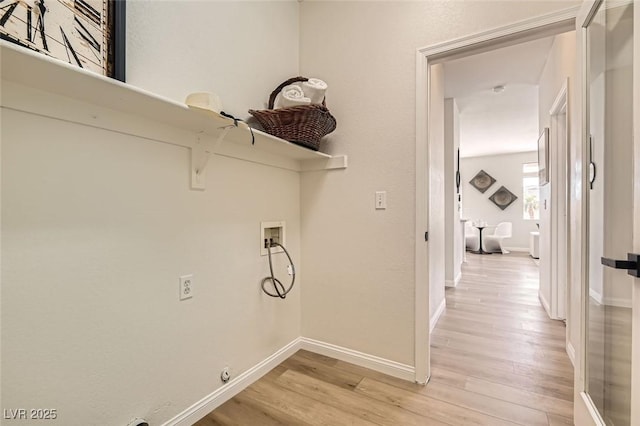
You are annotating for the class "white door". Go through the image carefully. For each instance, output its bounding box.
[576,0,640,424]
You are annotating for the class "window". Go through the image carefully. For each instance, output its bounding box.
[523,162,540,220]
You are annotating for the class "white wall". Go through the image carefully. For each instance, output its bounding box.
[2,2,302,425]
[445,99,463,287]
[537,31,578,338]
[1,106,302,425]
[127,1,300,116]
[299,1,581,366]
[461,152,539,250]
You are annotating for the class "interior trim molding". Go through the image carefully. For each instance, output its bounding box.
[503,246,530,253]
[539,290,553,319]
[161,338,302,426]
[415,5,580,388]
[603,297,632,309]
[567,341,576,367]
[589,288,632,308]
[418,6,579,61]
[589,288,603,305]
[300,337,416,382]
[430,298,447,333]
[576,391,606,426]
[445,272,462,288]
[164,335,419,424]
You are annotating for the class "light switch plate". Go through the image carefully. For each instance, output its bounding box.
[375,191,387,209]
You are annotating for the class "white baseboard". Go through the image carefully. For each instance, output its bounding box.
[162,338,302,426]
[589,288,632,308]
[539,290,552,318]
[445,272,462,288]
[567,341,576,367]
[164,336,419,424]
[589,288,603,305]
[504,246,529,253]
[299,337,415,382]
[430,298,447,333]
[603,297,632,308]
[578,391,606,426]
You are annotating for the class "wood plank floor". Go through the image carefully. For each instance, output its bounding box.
[195,252,574,425]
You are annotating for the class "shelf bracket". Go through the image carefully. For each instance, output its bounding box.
[191,126,234,190]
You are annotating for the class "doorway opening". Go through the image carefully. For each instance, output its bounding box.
[414,7,579,385]
[548,80,570,325]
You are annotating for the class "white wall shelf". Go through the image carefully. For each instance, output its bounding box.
[0,41,347,189]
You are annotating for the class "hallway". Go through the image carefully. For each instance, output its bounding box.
[431,252,574,424]
[196,253,574,425]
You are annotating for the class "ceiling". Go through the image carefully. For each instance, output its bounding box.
[443,36,556,158]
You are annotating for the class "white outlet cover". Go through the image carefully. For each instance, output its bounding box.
[180,275,193,300]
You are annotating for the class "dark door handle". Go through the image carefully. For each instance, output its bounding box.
[601,253,640,277]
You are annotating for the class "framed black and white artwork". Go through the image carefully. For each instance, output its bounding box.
[0,0,126,81]
[538,128,549,185]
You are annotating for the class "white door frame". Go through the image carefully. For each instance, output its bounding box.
[574,2,599,423]
[549,79,570,322]
[632,1,640,422]
[575,0,639,424]
[414,7,579,384]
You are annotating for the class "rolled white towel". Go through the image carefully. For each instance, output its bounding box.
[301,78,328,104]
[274,84,311,109]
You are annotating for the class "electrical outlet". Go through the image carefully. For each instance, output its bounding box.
[180,275,193,300]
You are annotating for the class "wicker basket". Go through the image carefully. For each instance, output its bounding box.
[249,77,337,151]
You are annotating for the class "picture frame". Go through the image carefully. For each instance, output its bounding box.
[456,149,461,194]
[109,0,126,82]
[469,169,496,193]
[489,186,518,210]
[538,127,549,185]
[0,0,126,82]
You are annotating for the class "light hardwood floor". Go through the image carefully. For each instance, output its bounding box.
[195,252,574,425]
